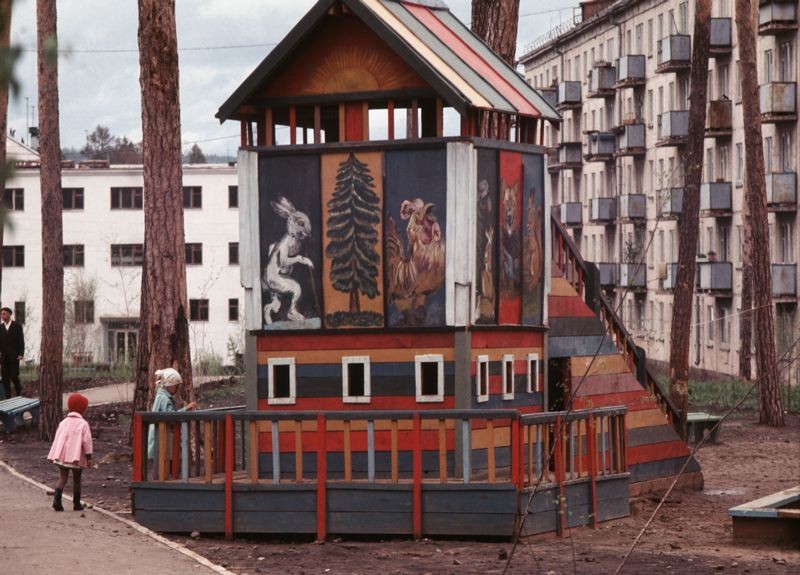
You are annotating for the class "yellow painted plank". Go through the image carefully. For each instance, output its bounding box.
[625,408,670,429]
[550,277,579,297]
[571,354,630,378]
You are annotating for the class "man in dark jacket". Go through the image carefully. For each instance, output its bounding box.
[0,306,24,398]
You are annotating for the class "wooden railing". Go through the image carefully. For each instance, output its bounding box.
[133,406,627,539]
[551,213,683,436]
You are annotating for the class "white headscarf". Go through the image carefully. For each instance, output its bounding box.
[155,368,182,389]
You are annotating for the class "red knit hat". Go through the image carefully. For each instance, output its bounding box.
[67,393,89,415]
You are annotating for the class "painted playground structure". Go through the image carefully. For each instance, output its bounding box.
[131,0,698,538]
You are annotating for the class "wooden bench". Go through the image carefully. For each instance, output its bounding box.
[0,397,40,433]
[687,411,722,444]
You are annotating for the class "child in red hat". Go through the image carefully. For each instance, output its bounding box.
[47,393,93,511]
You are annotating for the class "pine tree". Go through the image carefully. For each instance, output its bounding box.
[326,153,381,314]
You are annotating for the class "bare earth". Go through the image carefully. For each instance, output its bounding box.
[1,391,797,574]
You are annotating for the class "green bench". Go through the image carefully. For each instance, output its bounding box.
[687,411,722,444]
[0,397,40,433]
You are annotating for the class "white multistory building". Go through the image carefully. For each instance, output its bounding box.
[2,137,243,368]
[519,0,798,379]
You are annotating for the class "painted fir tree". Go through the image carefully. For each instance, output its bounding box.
[326,153,381,315]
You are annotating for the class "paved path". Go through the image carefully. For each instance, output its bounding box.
[61,375,222,408]
[0,464,224,574]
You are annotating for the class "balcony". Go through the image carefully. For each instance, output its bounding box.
[618,263,646,290]
[706,99,733,138]
[698,261,733,293]
[766,172,797,211]
[656,35,691,73]
[700,181,733,215]
[662,263,679,291]
[656,111,689,147]
[709,18,733,55]
[616,123,646,156]
[759,82,797,123]
[618,194,646,221]
[538,87,558,111]
[590,197,617,223]
[557,81,582,110]
[546,147,558,173]
[559,202,583,227]
[588,64,616,98]
[772,264,797,299]
[758,1,798,36]
[597,263,618,287]
[584,132,616,162]
[551,141,583,171]
[657,188,684,218]
[615,55,646,88]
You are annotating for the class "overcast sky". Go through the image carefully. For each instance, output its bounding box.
[9,0,577,158]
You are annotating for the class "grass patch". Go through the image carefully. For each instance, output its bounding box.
[658,376,800,413]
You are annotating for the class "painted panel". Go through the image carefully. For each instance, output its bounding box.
[259,155,322,329]
[522,153,545,325]
[474,148,498,324]
[384,149,447,327]
[321,152,384,328]
[498,151,522,324]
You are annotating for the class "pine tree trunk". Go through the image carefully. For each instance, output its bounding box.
[0,0,12,300]
[667,0,712,440]
[735,0,784,426]
[470,0,520,65]
[739,229,753,379]
[37,0,64,440]
[133,0,193,415]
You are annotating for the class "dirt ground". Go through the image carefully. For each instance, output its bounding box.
[1,380,798,574]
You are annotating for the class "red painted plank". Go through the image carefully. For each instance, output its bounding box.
[316,415,327,541]
[224,415,234,540]
[257,331,455,352]
[412,413,422,539]
[587,414,598,529]
[554,416,565,538]
[627,440,690,465]
[132,414,143,482]
[547,296,597,318]
[470,330,543,348]
[404,4,539,117]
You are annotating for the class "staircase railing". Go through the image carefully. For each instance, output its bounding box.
[551,213,683,436]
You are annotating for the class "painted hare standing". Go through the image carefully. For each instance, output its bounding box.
[262,196,314,324]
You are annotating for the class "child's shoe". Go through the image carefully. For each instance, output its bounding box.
[73,491,84,511]
[52,488,64,512]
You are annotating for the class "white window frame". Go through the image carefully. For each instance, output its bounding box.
[267,357,296,405]
[476,355,490,403]
[526,353,540,393]
[415,354,444,403]
[342,356,371,404]
[502,354,515,400]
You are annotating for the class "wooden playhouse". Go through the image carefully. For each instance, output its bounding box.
[131,0,699,539]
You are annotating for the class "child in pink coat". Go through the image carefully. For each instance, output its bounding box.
[47,393,93,511]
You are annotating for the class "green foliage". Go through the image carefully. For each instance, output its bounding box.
[657,376,800,413]
[185,143,207,164]
[81,125,143,164]
[193,350,226,376]
[325,153,381,308]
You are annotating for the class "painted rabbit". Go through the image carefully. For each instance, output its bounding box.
[262,196,314,324]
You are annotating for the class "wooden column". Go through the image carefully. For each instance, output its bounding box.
[412,413,422,539]
[133,414,143,482]
[224,414,234,540]
[289,106,297,145]
[387,100,395,140]
[316,414,327,541]
[264,108,273,147]
[313,105,321,144]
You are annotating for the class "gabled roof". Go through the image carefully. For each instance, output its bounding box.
[217,0,560,123]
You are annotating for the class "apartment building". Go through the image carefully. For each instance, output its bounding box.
[2,137,243,368]
[519,0,798,378]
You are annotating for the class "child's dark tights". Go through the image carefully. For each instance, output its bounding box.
[56,467,82,493]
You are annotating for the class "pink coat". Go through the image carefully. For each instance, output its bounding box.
[47,412,93,468]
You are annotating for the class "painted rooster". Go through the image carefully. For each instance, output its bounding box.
[385,198,446,325]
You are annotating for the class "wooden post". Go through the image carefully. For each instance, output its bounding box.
[554,417,566,537]
[412,413,422,540]
[435,97,443,137]
[264,108,273,147]
[239,121,247,147]
[295,421,304,482]
[158,422,168,481]
[438,419,447,483]
[587,414,598,528]
[224,414,234,540]
[511,416,521,489]
[133,414,143,482]
[390,419,399,483]
[411,98,419,139]
[343,420,352,482]
[313,105,321,144]
[338,103,346,142]
[204,420,213,483]
[289,106,297,145]
[387,100,395,140]
[249,420,259,484]
[486,419,496,483]
[316,414,327,541]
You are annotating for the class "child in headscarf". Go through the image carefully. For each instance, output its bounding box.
[47,393,93,511]
[147,368,196,460]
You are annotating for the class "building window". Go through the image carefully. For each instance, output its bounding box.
[659,302,665,338]
[63,244,85,267]
[778,220,793,263]
[185,243,203,265]
[502,354,515,400]
[228,242,239,265]
[342,356,370,404]
[110,244,143,266]
[706,305,715,343]
[3,188,23,211]
[735,61,741,101]
[647,19,653,56]
[228,185,238,208]
[110,187,143,209]
[63,188,85,210]
[189,299,209,321]
[73,300,94,324]
[718,304,731,345]
[228,298,239,322]
[267,357,296,405]
[476,355,490,403]
[14,301,25,325]
[735,143,743,185]
[526,353,540,393]
[183,186,202,209]
[415,354,444,403]
[3,245,24,267]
